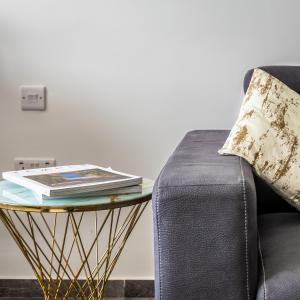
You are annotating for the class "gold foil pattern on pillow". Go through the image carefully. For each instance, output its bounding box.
[219,68,300,209]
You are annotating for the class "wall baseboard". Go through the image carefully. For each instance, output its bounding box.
[0,279,154,298]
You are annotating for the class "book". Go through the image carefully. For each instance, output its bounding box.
[2,164,142,198]
[41,184,142,200]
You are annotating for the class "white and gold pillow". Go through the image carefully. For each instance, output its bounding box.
[219,68,300,210]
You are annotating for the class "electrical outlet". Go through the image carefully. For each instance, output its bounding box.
[14,157,56,170]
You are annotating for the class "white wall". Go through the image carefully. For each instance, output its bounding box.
[0,0,300,279]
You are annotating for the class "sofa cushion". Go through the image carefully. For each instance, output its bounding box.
[219,68,300,211]
[257,213,300,300]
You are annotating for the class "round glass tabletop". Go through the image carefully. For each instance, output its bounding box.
[0,178,153,212]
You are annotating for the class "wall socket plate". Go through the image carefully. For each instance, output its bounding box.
[20,85,46,111]
[14,157,56,170]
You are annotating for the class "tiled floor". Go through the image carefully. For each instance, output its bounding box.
[0,280,154,299]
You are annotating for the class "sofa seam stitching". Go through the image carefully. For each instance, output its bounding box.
[258,231,267,300]
[156,169,167,300]
[157,183,246,188]
[156,185,162,300]
[240,157,250,300]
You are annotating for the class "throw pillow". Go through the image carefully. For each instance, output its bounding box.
[219,68,300,210]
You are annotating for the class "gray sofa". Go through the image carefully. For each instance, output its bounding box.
[153,66,300,300]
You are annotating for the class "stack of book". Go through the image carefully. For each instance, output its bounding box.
[2,164,143,200]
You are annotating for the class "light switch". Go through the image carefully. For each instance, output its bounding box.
[20,85,46,111]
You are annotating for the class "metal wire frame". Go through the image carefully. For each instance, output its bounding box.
[0,201,149,300]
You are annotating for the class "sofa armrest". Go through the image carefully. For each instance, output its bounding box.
[153,130,257,300]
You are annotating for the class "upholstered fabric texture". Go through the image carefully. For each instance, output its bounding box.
[257,213,300,300]
[219,68,300,210]
[153,130,257,299]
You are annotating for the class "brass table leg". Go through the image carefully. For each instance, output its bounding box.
[0,201,149,300]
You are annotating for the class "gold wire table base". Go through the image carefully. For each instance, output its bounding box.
[0,201,149,300]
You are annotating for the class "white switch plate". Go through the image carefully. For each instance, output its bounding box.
[14,157,56,170]
[20,85,46,111]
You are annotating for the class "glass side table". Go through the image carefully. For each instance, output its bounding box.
[0,178,153,300]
